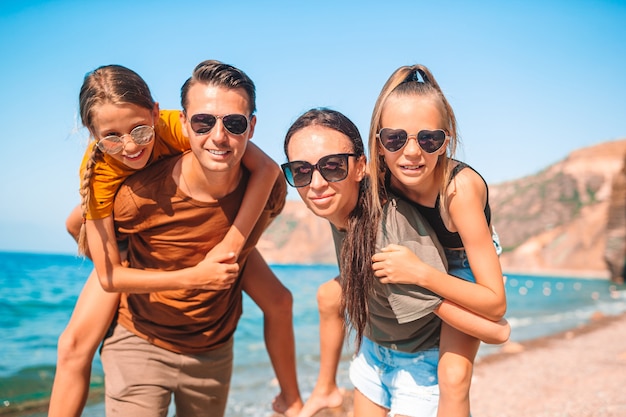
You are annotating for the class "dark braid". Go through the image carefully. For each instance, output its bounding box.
[76,142,101,255]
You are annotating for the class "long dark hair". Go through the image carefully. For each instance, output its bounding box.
[339,173,379,348]
[284,107,379,348]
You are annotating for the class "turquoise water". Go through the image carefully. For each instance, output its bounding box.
[1,251,625,416]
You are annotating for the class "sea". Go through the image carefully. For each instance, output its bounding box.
[1,251,625,417]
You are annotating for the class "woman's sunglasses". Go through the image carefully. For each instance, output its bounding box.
[377,128,449,153]
[97,125,154,154]
[189,113,249,135]
[281,153,356,188]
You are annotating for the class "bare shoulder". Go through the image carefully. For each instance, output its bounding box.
[447,165,486,198]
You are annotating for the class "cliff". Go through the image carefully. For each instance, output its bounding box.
[257,139,626,282]
[603,151,626,283]
[491,138,626,282]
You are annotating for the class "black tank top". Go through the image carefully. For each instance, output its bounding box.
[410,161,491,249]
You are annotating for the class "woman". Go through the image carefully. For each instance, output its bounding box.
[282,108,508,417]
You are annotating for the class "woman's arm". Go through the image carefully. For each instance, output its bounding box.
[217,141,281,258]
[86,217,239,293]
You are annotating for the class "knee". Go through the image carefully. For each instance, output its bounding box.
[316,282,341,317]
[56,328,95,367]
[57,328,99,367]
[438,358,473,392]
[65,206,82,242]
[493,320,512,345]
[277,287,294,313]
[268,286,294,317]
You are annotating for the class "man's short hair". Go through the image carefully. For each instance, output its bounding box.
[180,60,256,116]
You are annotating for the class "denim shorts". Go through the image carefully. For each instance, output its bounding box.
[349,337,439,417]
[444,249,477,283]
[445,228,502,283]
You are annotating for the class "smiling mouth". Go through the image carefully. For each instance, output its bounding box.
[400,164,424,170]
[209,149,229,156]
[125,149,144,159]
[310,193,334,202]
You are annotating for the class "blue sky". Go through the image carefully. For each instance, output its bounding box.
[1,0,625,254]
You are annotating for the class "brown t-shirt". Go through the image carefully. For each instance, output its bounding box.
[113,153,286,354]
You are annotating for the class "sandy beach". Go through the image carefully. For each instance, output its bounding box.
[5,312,625,417]
[287,311,626,417]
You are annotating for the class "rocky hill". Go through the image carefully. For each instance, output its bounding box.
[491,139,626,282]
[257,139,626,282]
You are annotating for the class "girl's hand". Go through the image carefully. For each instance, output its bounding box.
[372,244,427,285]
[188,251,239,290]
[207,241,240,263]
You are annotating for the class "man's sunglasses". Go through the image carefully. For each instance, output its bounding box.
[377,128,449,153]
[281,153,357,188]
[97,125,155,154]
[189,113,249,135]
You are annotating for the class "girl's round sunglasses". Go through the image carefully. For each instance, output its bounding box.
[377,128,449,153]
[189,113,249,135]
[97,125,155,154]
[281,153,356,188]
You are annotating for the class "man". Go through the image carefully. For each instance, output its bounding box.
[100,60,287,416]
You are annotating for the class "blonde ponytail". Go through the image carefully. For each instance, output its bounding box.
[368,64,459,219]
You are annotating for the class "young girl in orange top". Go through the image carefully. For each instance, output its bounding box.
[49,64,302,417]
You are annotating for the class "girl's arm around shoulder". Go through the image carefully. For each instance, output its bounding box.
[372,242,506,322]
[86,216,239,293]
[157,109,189,152]
[445,167,506,319]
[372,168,506,321]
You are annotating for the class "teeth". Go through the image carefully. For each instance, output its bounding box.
[126,150,142,159]
[209,150,228,155]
